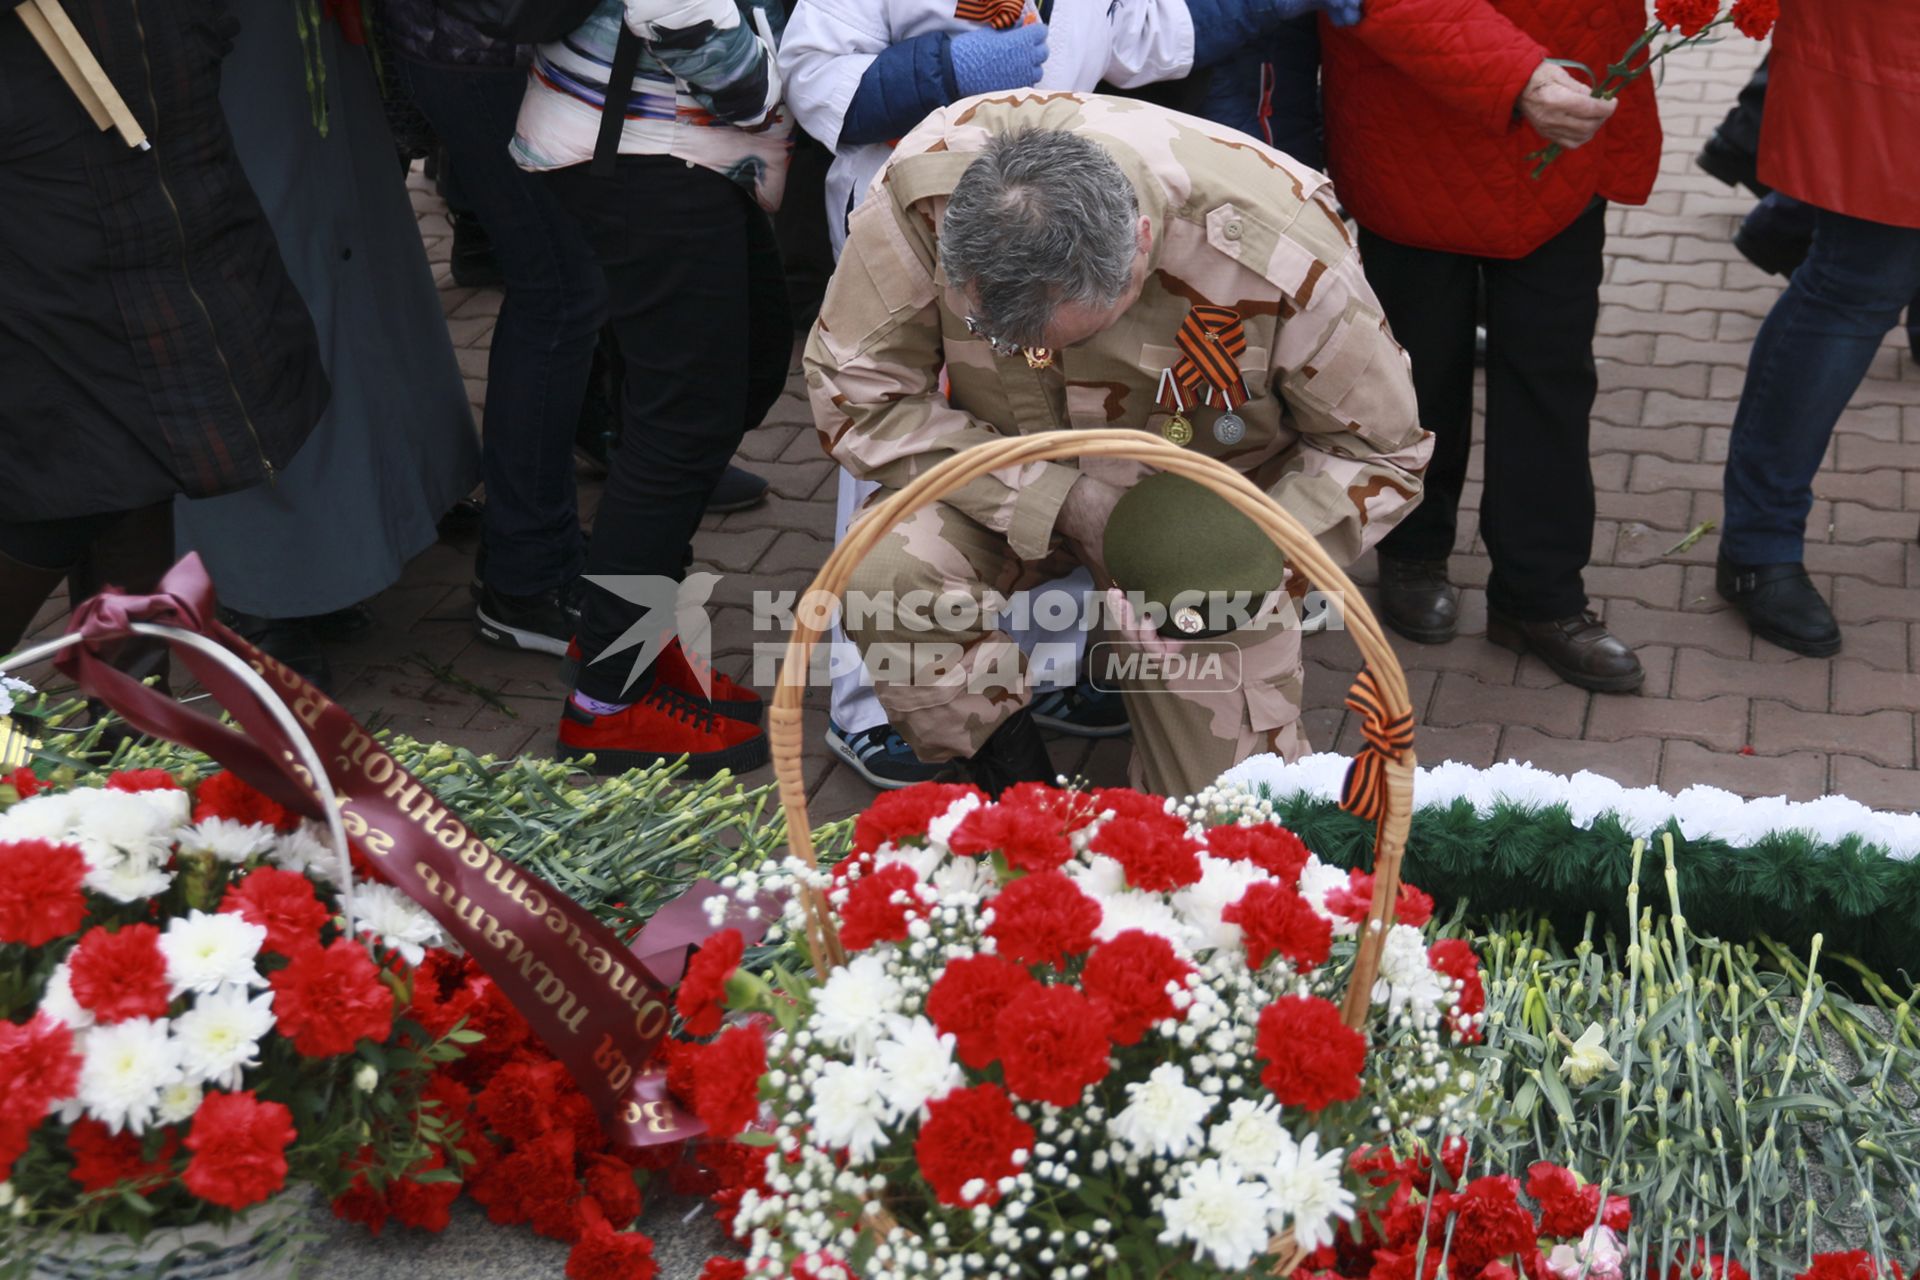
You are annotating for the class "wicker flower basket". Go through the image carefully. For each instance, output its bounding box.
[765,428,1419,1276]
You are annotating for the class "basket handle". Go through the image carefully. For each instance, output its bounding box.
[766,429,1417,1029]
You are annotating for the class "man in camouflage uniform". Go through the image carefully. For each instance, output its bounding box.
[805,90,1430,797]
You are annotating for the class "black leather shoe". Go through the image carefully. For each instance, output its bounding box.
[1696,135,1770,198]
[708,465,769,514]
[1377,556,1458,645]
[1715,557,1840,657]
[960,708,1055,798]
[1488,609,1644,693]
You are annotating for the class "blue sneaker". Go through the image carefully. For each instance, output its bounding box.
[1029,677,1131,738]
[825,721,955,790]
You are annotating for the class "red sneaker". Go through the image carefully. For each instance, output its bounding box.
[657,638,763,724]
[557,684,768,777]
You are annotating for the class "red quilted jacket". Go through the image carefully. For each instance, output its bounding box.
[1320,0,1662,260]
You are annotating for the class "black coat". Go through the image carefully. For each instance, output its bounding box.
[0,0,328,521]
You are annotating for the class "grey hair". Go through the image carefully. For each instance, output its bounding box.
[939,128,1140,350]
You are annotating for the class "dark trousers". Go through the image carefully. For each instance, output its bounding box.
[546,158,791,703]
[1723,208,1920,564]
[1359,200,1608,621]
[399,59,607,597]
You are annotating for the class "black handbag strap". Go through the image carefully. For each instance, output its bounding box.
[592,22,645,177]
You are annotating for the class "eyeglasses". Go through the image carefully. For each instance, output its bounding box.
[964,315,1054,370]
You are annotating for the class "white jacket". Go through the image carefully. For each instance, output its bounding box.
[778,0,1195,255]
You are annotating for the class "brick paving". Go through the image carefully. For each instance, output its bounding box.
[19,40,1918,826]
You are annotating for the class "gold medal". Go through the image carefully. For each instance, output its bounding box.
[1023,346,1055,371]
[1161,414,1193,446]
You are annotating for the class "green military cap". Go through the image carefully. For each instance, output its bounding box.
[1101,472,1288,640]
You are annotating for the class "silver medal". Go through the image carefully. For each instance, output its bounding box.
[1213,412,1246,445]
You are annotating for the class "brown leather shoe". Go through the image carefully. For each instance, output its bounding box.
[1377,556,1458,644]
[1488,609,1644,693]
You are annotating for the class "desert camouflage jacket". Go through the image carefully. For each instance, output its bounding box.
[805,90,1431,566]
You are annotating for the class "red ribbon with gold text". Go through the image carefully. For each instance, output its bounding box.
[1337,665,1414,823]
[1173,304,1250,412]
[54,555,698,1147]
[954,0,1026,28]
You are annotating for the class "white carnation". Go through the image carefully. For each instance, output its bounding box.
[78,1018,182,1134]
[173,987,276,1090]
[40,960,93,1030]
[1067,852,1129,901]
[874,1017,963,1121]
[1172,855,1268,955]
[807,1059,891,1161]
[0,674,32,718]
[811,954,904,1057]
[1296,856,1356,937]
[1092,891,1193,955]
[925,792,984,851]
[1373,923,1446,1016]
[353,881,446,966]
[1158,1158,1279,1271]
[160,910,266,996]
[1111,1063,1212,1158]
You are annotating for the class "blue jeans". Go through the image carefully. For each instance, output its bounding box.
[398,59,607,596]
[1722,207,1920,565]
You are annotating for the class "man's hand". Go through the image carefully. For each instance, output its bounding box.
[1055,474,1125,581]
[1518,61,1616,150]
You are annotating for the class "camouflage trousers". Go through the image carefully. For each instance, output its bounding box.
[844,500,1308,798]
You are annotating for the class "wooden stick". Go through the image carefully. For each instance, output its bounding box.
[19,0,149,150]
[14,1,110,129]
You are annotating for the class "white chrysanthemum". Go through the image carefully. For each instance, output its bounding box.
[1208,1096,1287,1170]
[811,954,904,1057]
[924,792,984,851]
[77,1018,182,1134]
[353,882,446,966]
[807,1059,891,1161]
[173,987,275,1090]
[1296,856,1357,937]
[1067,852,1129,901]
[0,674,31,717]
[90,859,174,905]
[155,1080,204,1127]
[874,1017,963,1120]
[40,960,93,1030]
[272,822,347,884]
[1172,855,1268,954]
[67,789,178,870]
[175,818,276,864]
[159,910,266,996]
[1373,923,1447,1015]
[1112,1063,1212,1158]
[1092,891,1193,955]
[1267,1132,1355,1252]
[0,790,82,842]
[126,785,191,830]
[1159,1158,1279,1271]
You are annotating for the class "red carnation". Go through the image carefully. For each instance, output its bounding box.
[1665,1245,1753,1280]
[690,1024,766,1138]
[1653,0,1719,35]
[1324,870,1434,928]
[1091,788,1174,823]
[995,984,1110,1106]
[106,769,183,794]
[926,954,1042,1068]
[476,1058,572,1144]
[0,1013,82,1130]
[949,801,1074,873]
[984,871,1102,967]
[838,863,928,952]
[1729,0,1777,38]
[1000,782,1100,833]
[220,867,330,957]
[1444,1176,1540,1277]
[1255,995,1365,1111]
[566,1213,660,1280]
[4,767,40,799]
[584,1152,644,1227]
[1081,929,1193,1045]
[0,839,88,946]
[914,1083,1035,1207]
[182,1090,296,1210]
[700,1261,749,1280]
[1526,1162,1601,1238]
[1799,1255,1890,1280]
[1429,938,1486,1043]
[68,924,172,1024]
[192,771,297,832]
[1225,881,1333,972]
[68,1118,178,1193]
[676,928,746,1036]
[850,781,984,857]
[1087,813,1204,892]
[270,937,395,1057]
[387,1149,462,1232]
[0,1121,29,1184]
[1205,822,1312,881]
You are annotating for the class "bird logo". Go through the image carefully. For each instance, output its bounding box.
[579,572,723,698]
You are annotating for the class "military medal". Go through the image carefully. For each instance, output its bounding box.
[1172,304,1253,446]
[1023,346,1055,371]
[1214,412,1245,445]
[1155,369,1194,446]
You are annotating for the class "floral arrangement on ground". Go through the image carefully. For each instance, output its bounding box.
[1211,753,1920,977]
